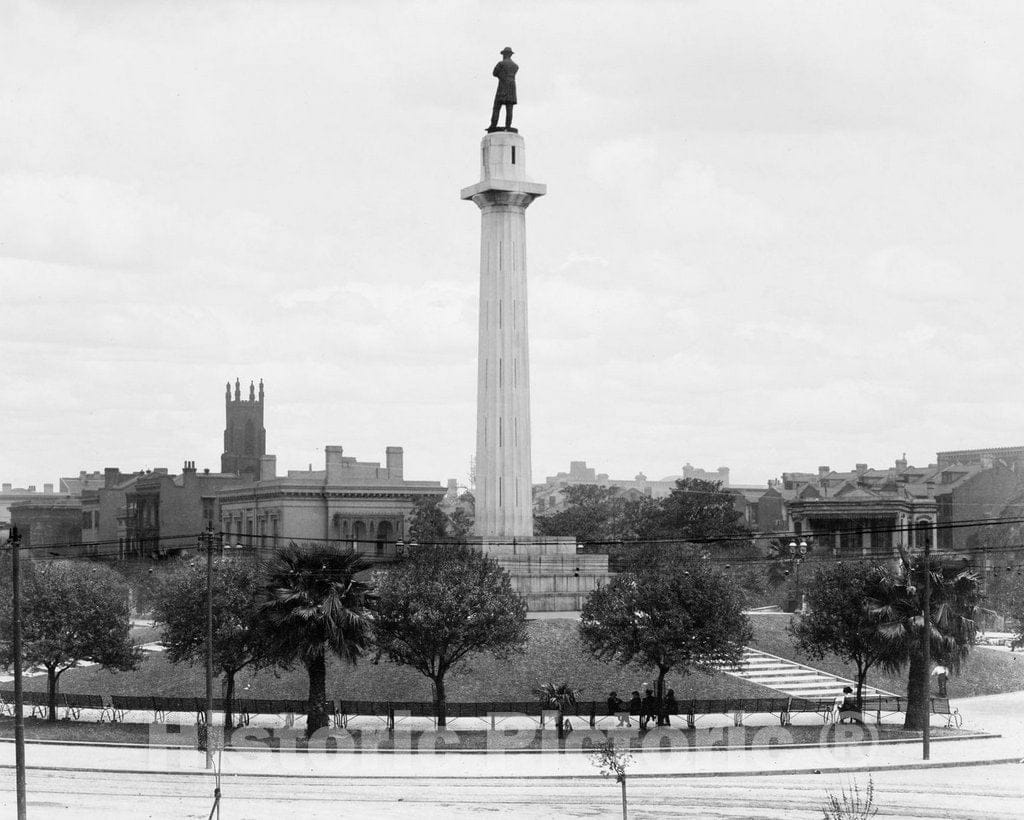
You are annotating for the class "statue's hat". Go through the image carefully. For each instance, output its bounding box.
[501,46,514,56]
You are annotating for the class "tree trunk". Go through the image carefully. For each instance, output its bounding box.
[305,654,328,738]
[46,667,59,723]
[620,776,628,820]
[656,666,668,726]
[855,661,866,711]
[904,648,929,730]
[223,670,236,731]
[433,673,447,728]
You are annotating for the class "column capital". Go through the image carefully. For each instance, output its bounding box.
[461,178,547,202]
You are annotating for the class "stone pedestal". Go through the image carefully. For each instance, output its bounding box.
[470,536,610,612]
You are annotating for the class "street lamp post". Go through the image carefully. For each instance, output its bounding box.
[787,539,809,612]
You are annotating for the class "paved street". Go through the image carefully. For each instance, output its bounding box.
[3,762,1022,818]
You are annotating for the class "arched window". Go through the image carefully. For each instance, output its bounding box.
[376,521,392,556]
[915,519,933,551]
[353,520,367,552]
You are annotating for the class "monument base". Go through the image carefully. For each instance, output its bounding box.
[467,536,611,612]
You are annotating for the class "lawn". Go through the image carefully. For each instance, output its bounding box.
[21,619,771,703]
[749,613,1024,699]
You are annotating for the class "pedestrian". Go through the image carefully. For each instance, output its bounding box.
[931,664,949,698]
[662,688,678,727]
[628,690,641,726]
[608,691,629,727]
[836,686,859,724]
[640,688,655,730]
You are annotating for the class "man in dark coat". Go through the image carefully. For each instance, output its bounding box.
[489,46,518,130]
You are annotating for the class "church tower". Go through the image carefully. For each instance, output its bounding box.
[462,131,546,538]
[221,378,266,479]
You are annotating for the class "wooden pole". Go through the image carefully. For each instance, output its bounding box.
[922,529,932,760]
[205,526,215,770]
[11,527,28,818]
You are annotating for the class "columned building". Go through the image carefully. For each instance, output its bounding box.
[786,481,937,557]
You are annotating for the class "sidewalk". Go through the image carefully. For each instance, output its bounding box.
[2,692,1021,780]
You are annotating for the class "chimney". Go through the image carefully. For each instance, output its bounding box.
[325,446,345,483]
[447,478,459,494]
[386,446,404,479]
[259,455,277,480]
[855,463,868,474]
[183,460,197,474]
[27,485,36,492]
[818,466,830,477]
[43,483,53,494]
[895,453,908,471]
[104,468,120,489]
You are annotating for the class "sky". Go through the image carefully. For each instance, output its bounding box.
[3,1,1024,489]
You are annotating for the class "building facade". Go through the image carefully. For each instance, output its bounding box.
[124,462,250,557]
[9,496,84,556]
[216,445,444,560]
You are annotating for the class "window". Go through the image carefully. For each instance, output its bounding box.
[511,145,516,164]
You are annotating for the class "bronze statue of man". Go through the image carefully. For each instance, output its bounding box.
[489,46,518,131]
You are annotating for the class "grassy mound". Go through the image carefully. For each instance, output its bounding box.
[24,619,770,703]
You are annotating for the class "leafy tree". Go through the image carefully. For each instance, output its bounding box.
[447,502,474,539]
[790,562,889,707]
[258,544,374,737]
[408,496,449,543]
[535,484,624,541]
[580,545,752,710]
[372,543,527,727]
[655,478,751,545]
[408,496,474,542]
[0,560,139,721]
[152,557,268,729]
[865,553,979,729]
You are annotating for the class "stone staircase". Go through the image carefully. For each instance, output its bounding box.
[723,647,894,699]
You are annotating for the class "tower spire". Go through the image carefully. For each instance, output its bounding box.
[234,378,241,401]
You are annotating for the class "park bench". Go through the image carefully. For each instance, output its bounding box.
[152,696,205,724]
[111,694,157,722]
[61,692,114,722]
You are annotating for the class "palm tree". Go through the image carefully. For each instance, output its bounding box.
[534,681,581,739]
[866,553,979,730]
[258,544,374,737]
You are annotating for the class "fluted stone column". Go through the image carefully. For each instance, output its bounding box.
[462,131,546,538]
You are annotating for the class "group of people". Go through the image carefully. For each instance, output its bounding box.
[606,686,678,730]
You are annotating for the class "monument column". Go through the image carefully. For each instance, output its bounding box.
[462,131,546,538]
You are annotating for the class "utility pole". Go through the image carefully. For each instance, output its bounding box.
[922,529,932,760]
[11,527,28,819]
[199,525,216,770]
